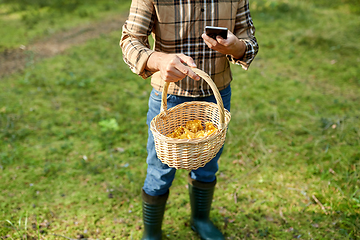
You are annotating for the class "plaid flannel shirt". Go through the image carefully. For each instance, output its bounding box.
[120,0,259,97]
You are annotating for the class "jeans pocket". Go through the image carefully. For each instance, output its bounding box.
[150,88,174,102]
[150,89,163,102]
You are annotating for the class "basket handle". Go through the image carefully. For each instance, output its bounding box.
[159,68,226,130]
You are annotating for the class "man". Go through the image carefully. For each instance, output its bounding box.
[120,0,258,239]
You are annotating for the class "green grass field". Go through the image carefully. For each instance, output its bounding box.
[1,0,359,239]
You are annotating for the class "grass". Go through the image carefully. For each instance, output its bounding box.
[0,0,130,51]
[1,0,360,239]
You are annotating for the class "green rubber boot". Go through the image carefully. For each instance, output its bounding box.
[141,189,169,240]
[188,175,224,240]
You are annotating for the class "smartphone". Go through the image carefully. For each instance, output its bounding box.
[205,26,228,39]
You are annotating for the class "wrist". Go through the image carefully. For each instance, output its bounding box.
[146,52,164,72]
[230,40,246,60]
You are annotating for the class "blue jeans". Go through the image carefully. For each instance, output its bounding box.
[143,85,231,196]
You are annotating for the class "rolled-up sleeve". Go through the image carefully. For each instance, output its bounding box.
[120,0,155,79]
[227,0,259,70]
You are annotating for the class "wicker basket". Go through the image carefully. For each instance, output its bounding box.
[150,68,231,170]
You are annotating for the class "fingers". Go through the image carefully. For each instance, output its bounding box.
[161,66,187,82]
[202,33,225,51]
[202,33,218,48]
[176,62,200,81]
[202,32,229,45]
[177,54,197,68]
[161,54,200,82]
[162,65,199,82]
[177,54,200,81]
[202,32,238,56]
[216,35,228,45]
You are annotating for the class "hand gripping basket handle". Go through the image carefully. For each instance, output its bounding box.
[160,68,226,130]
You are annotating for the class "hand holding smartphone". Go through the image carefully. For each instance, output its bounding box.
[205,26,228,39]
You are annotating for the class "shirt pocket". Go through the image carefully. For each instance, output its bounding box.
[154,4,176,24]
[217,1,238,31]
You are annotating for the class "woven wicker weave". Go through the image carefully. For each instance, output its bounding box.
[150,68,231,170]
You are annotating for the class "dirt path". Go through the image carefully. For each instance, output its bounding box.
[0,14,126,78]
